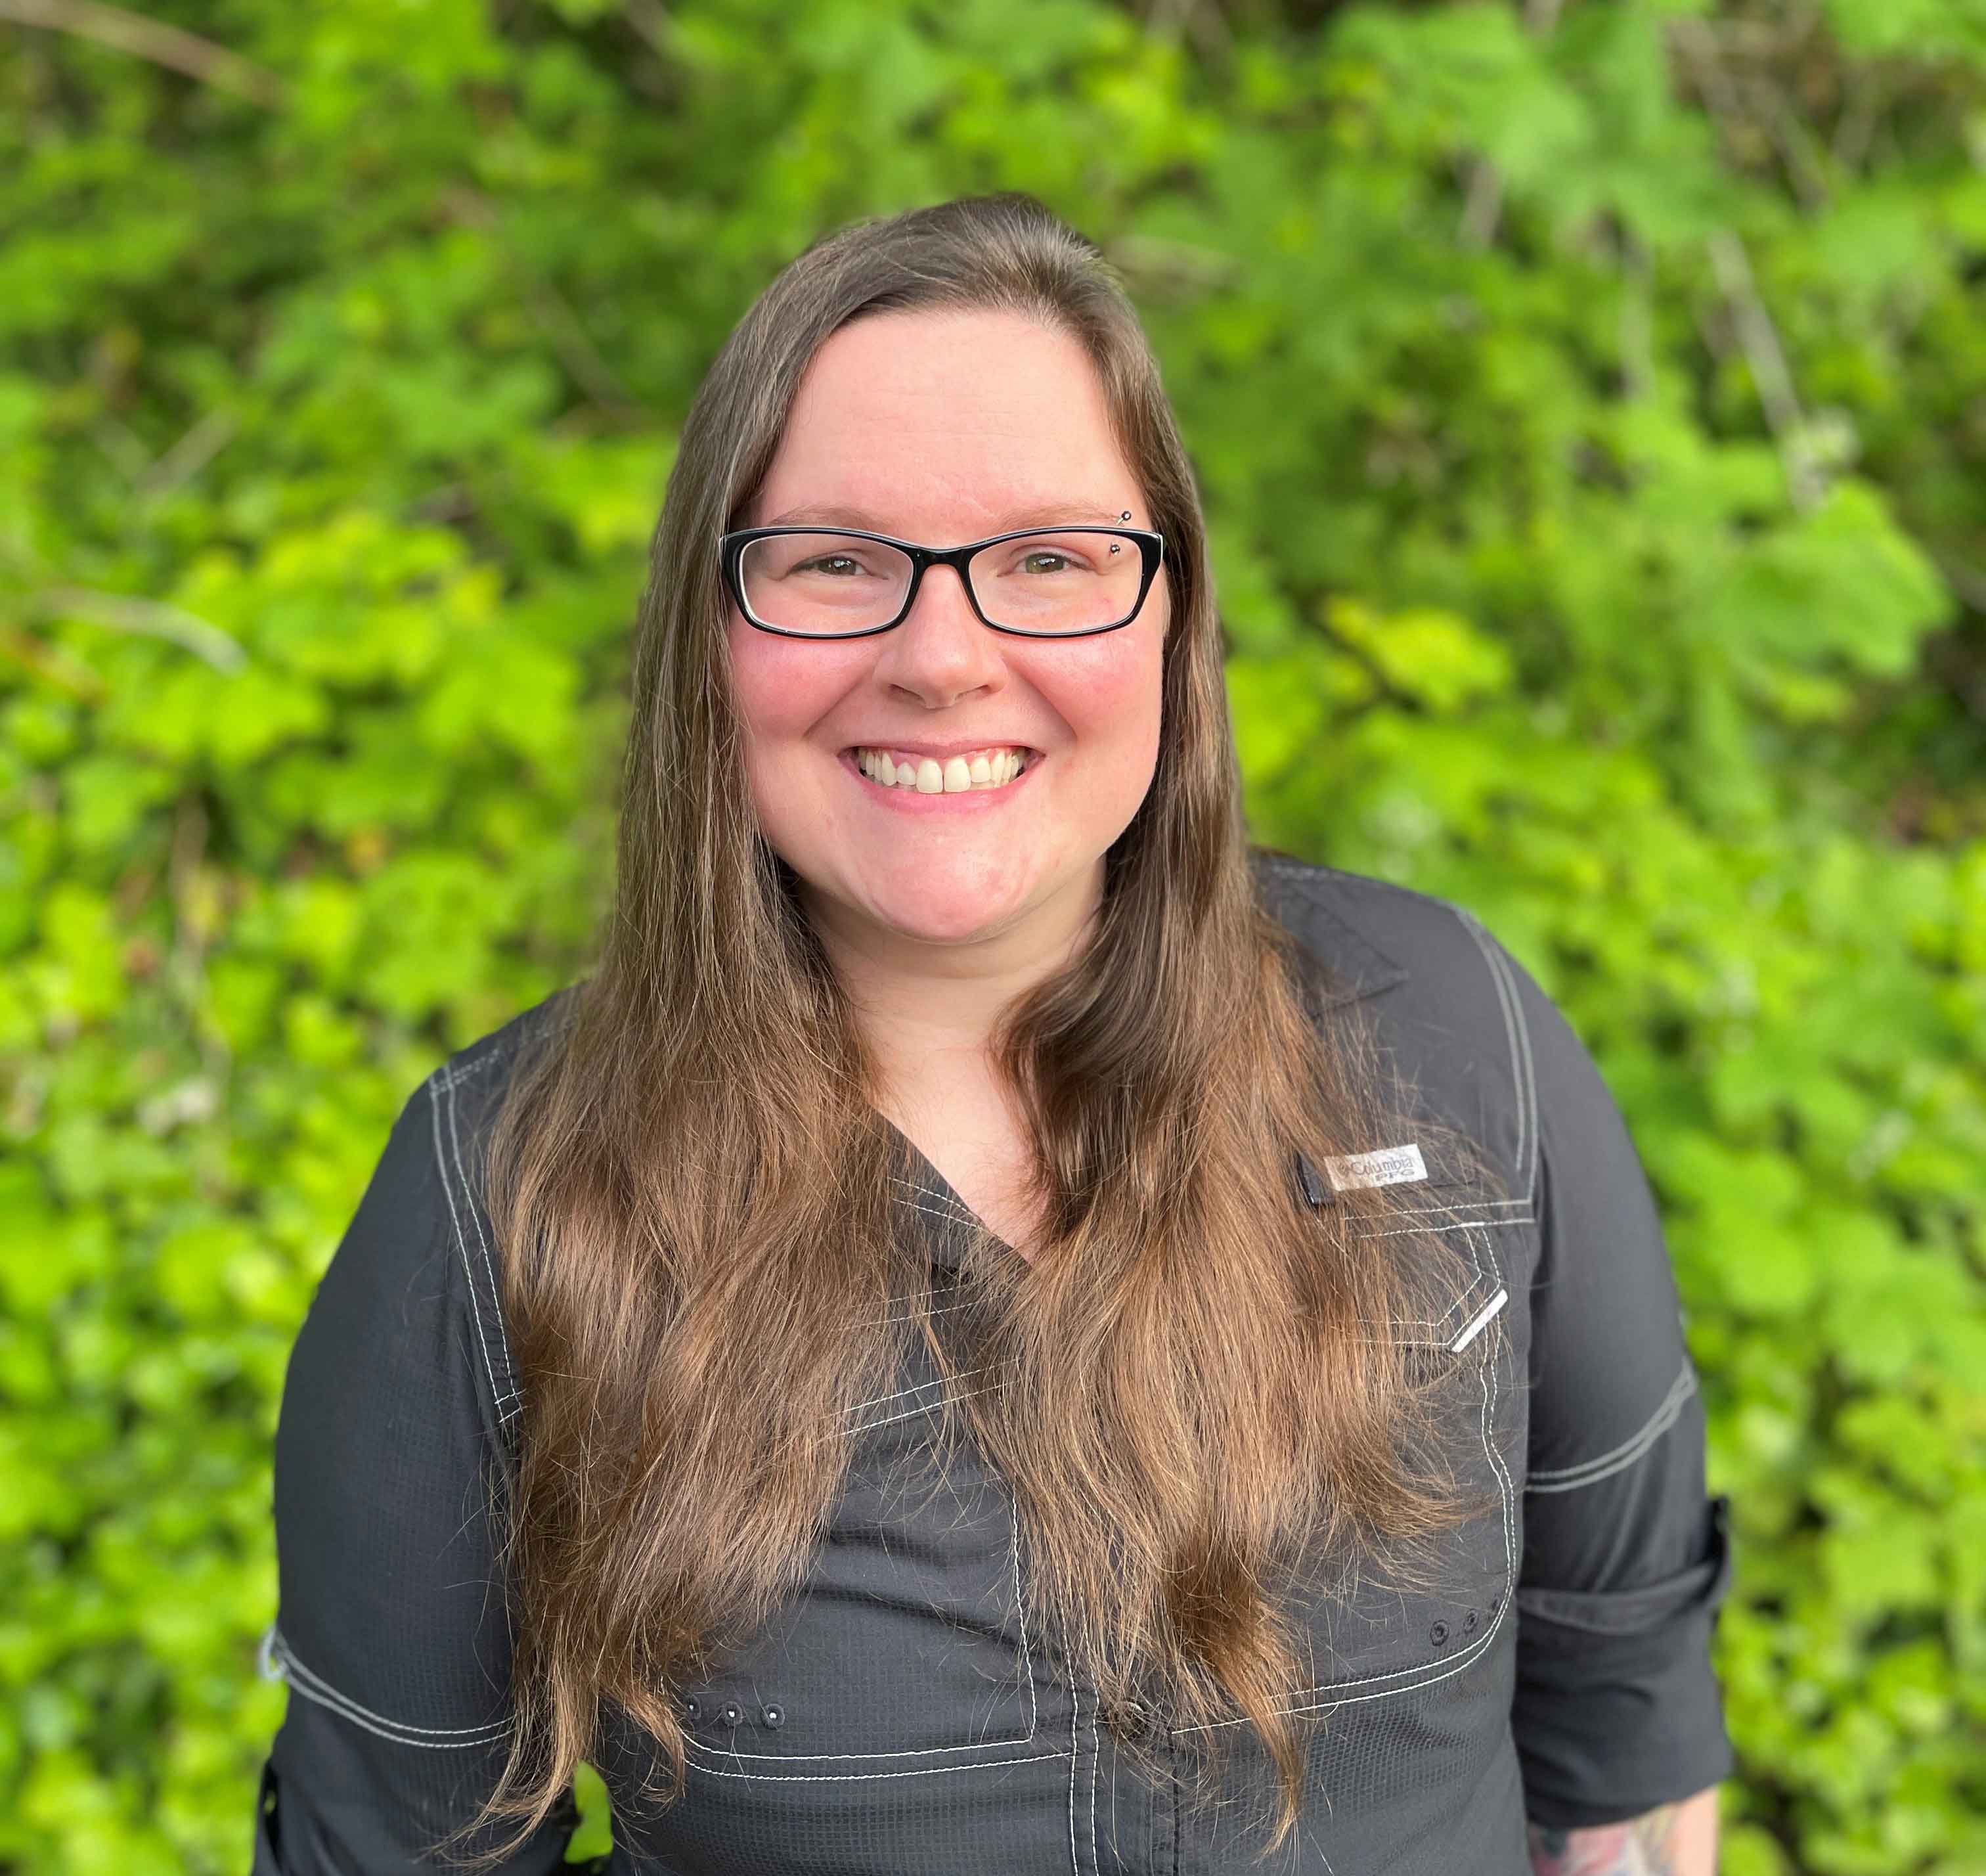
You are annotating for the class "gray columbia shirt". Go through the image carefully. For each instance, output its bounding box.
[252,850,1734,1875]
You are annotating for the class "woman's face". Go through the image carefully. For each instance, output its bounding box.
[728,308,1169,959]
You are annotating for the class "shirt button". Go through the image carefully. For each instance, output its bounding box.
[1108,1697,1160,1741]
[684,1697,701,1721]
[1463,1609,1478,1632]
[720,1701,743,1727]
[1429,1619,1450,1646]
[761,1703,785,1729]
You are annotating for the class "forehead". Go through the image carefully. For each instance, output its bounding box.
[753,309,1141,534]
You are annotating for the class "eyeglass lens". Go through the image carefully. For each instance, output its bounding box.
[737,530,1144,636]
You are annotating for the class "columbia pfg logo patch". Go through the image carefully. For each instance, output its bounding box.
[1320,1144,1428,1192]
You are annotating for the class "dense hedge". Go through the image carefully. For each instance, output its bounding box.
[1,1,1981,1870]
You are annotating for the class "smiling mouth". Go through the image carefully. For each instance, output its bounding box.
[844,746,1038,794]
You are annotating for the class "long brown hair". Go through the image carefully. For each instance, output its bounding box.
[444,192,1503,1866]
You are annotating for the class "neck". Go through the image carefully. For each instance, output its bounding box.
[802,860,1105,1101]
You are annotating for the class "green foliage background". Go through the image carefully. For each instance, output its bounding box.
[2,0,1982,1869]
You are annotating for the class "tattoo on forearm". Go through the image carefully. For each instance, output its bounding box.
[1526,1801,1681,1876]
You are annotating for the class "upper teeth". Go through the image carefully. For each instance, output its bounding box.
[854,748,1029,793]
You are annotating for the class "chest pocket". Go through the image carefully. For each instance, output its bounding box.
[1306,1270,1516,1707]
[1317,1125,1531,1377]
[673,1389,1051,1785]
[1198,1155,1527,1725]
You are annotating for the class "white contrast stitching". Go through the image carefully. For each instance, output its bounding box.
[424,1075,510,1421]
[1013,1496,1039,1731]
[682,1746,1064,1783]
[879,1295,976,1326]
[853,1386,993,1433]
[1172,1217,1516,1729]
[437,1063,521,1412]
[898,1194,984,1236]
[674,1496,1040,1775]
[262,1626,512,1748]
[1453,910,1539,1210]
[1507,949,1539,1205]
[1067,1676,1080,1876]
[1090,1673,1099,1876]
[1369,1198,1534,1218]
[1527,1360,1698,1494]
[891,1176,981,1230]
[847,1371,968,1417]
[1342,1219,1533,1240]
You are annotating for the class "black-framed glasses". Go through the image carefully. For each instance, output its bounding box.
[718,523,1166,640]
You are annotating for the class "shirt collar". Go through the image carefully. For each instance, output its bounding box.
[882,860,1409,1274]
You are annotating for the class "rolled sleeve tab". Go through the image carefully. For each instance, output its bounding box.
[1514,1494,1736,1829]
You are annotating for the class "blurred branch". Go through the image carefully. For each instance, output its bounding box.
[1457,0,1561,249]
[1930,551,1986,616]
[0,0,287,108]
[1706,229,1827,512]
[1671,15,1761,166]
[621,0,673,60]
[1670,7,1849,213]
[26,585,248,671]
[1832,68,1886,175]
[1742,72,1832,212]
[135,409,238,500]
[1141,0,1230,61]
[1670,12,1825,59]
[89,413,153,484]
[1453,0,1556,249]
[1458,158,1502,250]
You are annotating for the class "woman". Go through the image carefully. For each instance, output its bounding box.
[253,194,1733,1876]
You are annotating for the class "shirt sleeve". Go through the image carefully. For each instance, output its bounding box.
[251,1073,583,1874]
[1490,935,1736,1829]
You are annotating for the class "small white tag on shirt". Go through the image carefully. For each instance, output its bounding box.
[1320,1143,1428,1192]
[1448,1287,1509,1354]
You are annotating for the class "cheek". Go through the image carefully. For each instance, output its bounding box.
[728,622,815,742]
[726,619,864,776]
[724,625,837,845]
[1044,633,1164,772]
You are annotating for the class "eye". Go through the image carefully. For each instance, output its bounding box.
[1017,548,1089,575]
[795,554,863,577]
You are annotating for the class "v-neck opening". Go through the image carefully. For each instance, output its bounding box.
[881,1115,1019,1266]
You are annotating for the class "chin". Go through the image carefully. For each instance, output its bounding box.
[870,898,1025,947]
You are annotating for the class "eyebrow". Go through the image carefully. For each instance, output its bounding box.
[761,501,1134,535]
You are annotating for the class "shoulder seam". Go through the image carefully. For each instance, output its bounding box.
[420,1061,525,1431]
[1446,904,1540,1212]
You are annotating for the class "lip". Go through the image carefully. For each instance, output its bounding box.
[837,746,1042,811]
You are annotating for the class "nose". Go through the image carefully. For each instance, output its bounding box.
[873,560,1004,703]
